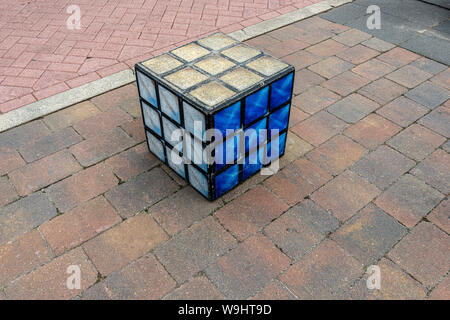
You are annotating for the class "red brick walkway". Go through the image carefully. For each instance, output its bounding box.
[0,16,449,300]
[0,0,321,113]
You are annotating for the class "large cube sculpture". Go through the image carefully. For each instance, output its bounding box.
[135,32,294,200]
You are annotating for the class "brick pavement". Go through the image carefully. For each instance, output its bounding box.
[0,16,449,300]
[0,0,323,114]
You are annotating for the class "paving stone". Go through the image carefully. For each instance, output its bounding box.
[311,170,380,222]
[308,56,354,79]
[39,196,121,255]
[306,39,348,58]
[83,214,167,276]
[0,230,53,287]
[351,145,415,189]
[332,204,407,265]
[428,276,450,300]
[336,44,378,64]
[282,50,322,71]
[280,239,364,299]
[430,68,450,90]
[43,101,101,131]
[221,172,267,203]
[291,111,347,147]
[405,81,450,109]
[264,158,331,206]
[105,168,178,218]
[82,254,176,300]
[411,149,450,194]
[400,30,450,66]
[0,176,18,207]
[322,71,371,96]
[428,198,449,234]
[164,276,225,300]
[0,120,50,149]
[18,127,82,163]
[333,29,372,47]
[250,280,297,300]
[385,65,433,88]
[120,117,146,143]
[319,3,367,25]
[149,187,222,236]
[418,105,450,138]
[265,39,309,58]
[206,234,290,299]
[9,150,81,196]
[161,163,188,188]
[154,216,236,283]
[387,124,446,161]
[411,57,447,75]
[0,147,25,175]
[267,25,304,41]
[375,174,444,228]
[442,140,450,153]
[292,16,349,35]
[264,200,339,261]
[388,222,450,288]
[292,69,325,95]
[307,135,366,175]
[91,84,140,116]
[292,86,340,114]
[291,25,335,45]
[359,78,408,105]
[351,58,396,81]
[361,37,395,52]
[0,192,57,245]
[288,107,309,128]
[279,132,314,168]
[327,93,379,123]
[46,162,118,213]
[377,47,420,68]
[105,143,159,181]
[376,96,429,127]
[5,247,97,300]
[347,258,427,300]
[215,186,288,241]
[70,127,136,167]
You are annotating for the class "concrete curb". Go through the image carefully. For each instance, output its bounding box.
[0,0,352,133]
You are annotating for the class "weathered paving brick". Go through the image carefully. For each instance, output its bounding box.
[292,16,349,35]
[405,81,450,109]
[250,280,297,300]
[333,29,371,47]
[43,101,100,131]
[387,124,446,161]
[39,196,121,255]
[280,240,364,299]
[0,147,25,175]
[0,192,57,245]
[388,222,450,288]
[18,127,82,163]
[46,162,118,213]
[306,135,366,175]
[264,200,339,261]
[283,50,322,70]
[105,168,178,218]
[361,37,395,52]
[336,44,378,64]
[105,143,159,181]
[411,57,447,75]
[0,120,50,149]
[291,111,347,147]
[359,78,408,105]
[427,198,449,234]
[351,145,415,189]
[9,150,81,196]
[418,105,450,138]
[430,68,450,90]
[348,258,427,300]
[150,187,222,236]
[308,56,354,79]
[164,276,225,300]
[375,174,444,228]
[265,39,309,58]
[428,276,450,300]
[154,216,236,283]
[206,234,290,299]
[322,71,371,96]
[376,96,429,127]
[292,24,335,45]
[377,47,419,68]
[288,107,308,127]
[332,204,407,265]
[352,58,396,81]
[70,127,136,167]
[306,39,348,58]
[327,93,379,123]
[311,170,380,222]
[411,149,449,194]
[82,254,176,300]
[73,107,133,139]
[0,176,18,207]
[292,86,340,114]
[5,247,97,300]
[120,118,146,143]
[264,158,331,206]
[293,69,325,95]
[386,65,432,88]
[83,214,167,276]
[0,230,53,287]
[91,84,141,116]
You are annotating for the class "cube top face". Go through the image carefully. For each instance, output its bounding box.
[136,32,293,113]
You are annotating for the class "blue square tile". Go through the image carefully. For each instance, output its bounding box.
[183,101,206,141]
[215,164,239,197]
[166,147,185,178]
[159,85,181,124]
[270,73,293,110]
[245,86,269,125]
[243,147,264,180]
[214,101,241,139]
[185,134,208,172]
[188,165,209,198]
[137,71,158,107]
[265,132,287,163]
[269,104,290,138]
[146,131,165,162]
[215,132,241,171]
[142,102,161,136]
[162,116,183,152]
[244,117,267,154]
